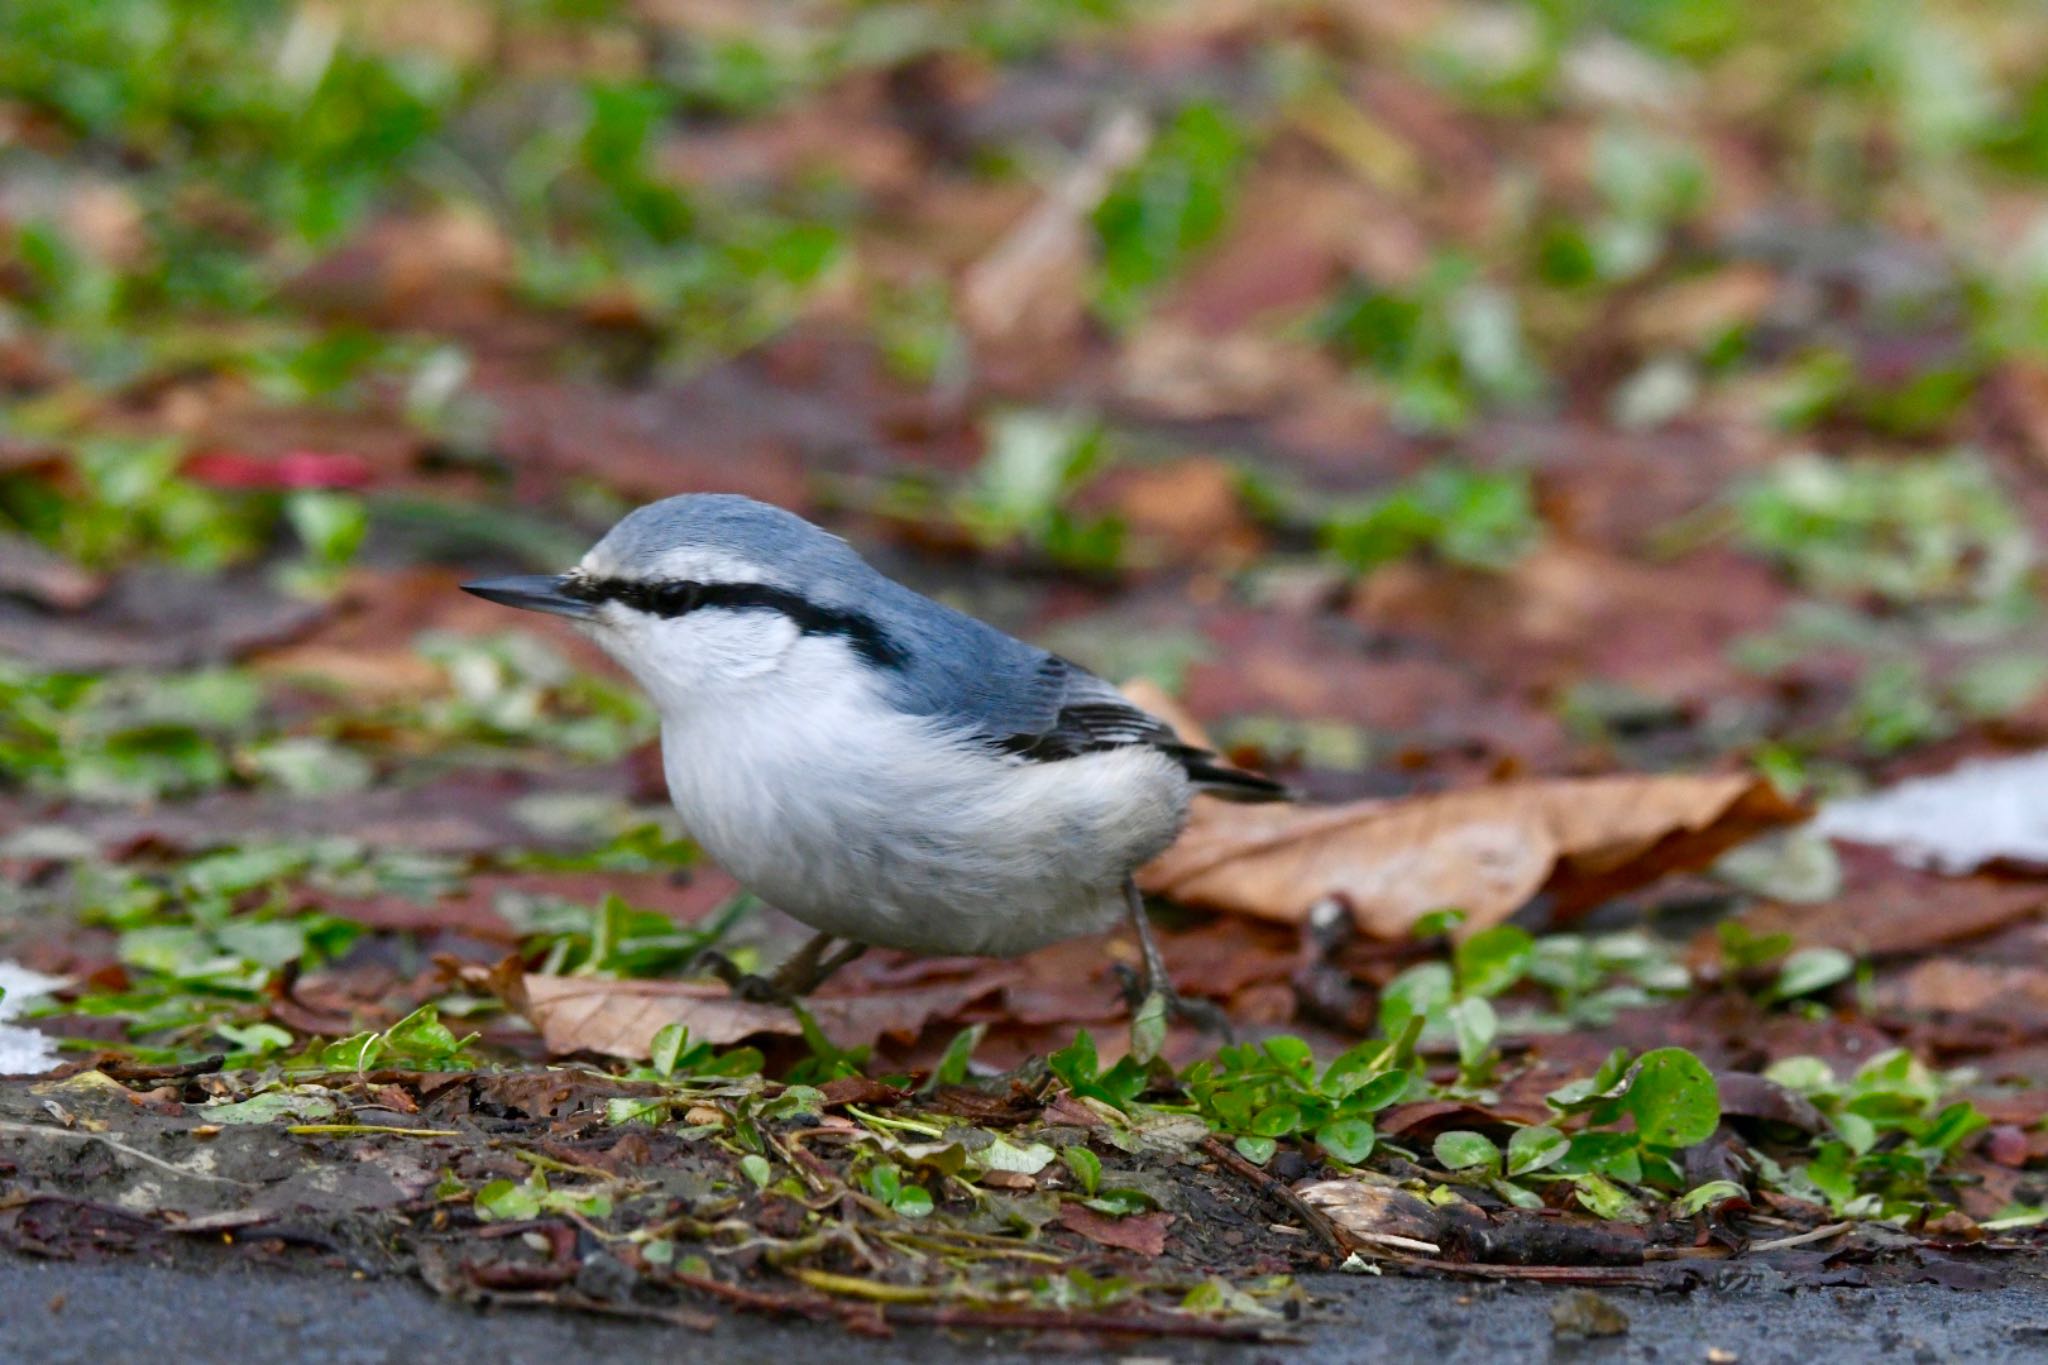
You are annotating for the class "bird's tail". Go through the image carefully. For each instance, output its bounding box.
[1173,747,1292,802]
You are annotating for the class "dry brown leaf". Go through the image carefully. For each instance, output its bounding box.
[1056,1203,1174,1256]
[1124,680,1803,938]
[1294,1179,1444,1253]
[1696,845,2045,966]
[464,965,1017,1059]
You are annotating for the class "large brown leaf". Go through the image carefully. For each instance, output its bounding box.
[1127,682,1802,938]
[465,963,1017,1059]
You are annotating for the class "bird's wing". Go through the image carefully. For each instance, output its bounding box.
[869,577,1286,800]
[988,656,1288,802]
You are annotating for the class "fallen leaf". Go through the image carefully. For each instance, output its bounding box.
[1294,1179,1444,1252]
[0,567,326,670]
[1873,960,2048,1019]
[1700,845,2044,963]
[0,532,103,611]
[1055,1202,1173,1256]
[1140,767,1801,938]
[466,965,1018,1056]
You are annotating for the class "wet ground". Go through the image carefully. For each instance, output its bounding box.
[3,1254,2046,1365]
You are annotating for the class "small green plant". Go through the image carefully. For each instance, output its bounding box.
[1732,451,2032,608]
[309,1004,482,1072]
[1092,101,1250,326]
[476,1171,614,1221]
[864,1162,936,1218]
[1181,1035,1412,1165]
[959,410,1124,570]
[1764,1050,1989,1219]
[517,893,746,978]
[1314,254,1544,431]
[1320,467,1542,575]
[1715,922,1856,1003]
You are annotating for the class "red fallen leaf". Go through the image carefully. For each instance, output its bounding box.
[1056,1203,1173,1256]
[183,448,375,489]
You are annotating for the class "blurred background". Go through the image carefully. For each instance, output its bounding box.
[3,0,2048,1069]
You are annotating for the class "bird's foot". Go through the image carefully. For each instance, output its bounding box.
[1112,964,1236,1043]
[690,950,798,1006]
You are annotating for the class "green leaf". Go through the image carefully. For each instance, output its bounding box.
[1378,961,1453,1037]
[476,1178,541,1222]
[740,1154,774,1188]
[1432,1130,1501,1174]
[1233,1135,1277,1165]
[930,1023,984,1088]
[1084,1187,1158,1217]
[1129,990,1168,1065]
[1505,1124,1567,1176]
[1918,1102,1989,1154]
[1770,947,1854,1001]
[1250,1103,1303,1138]
[1061,1145,1103,1196]
[1675,1179,1747,1214]
[649,1023,688,1079]
[1621,1047,1720,1148]
[892,1185,934,1218]
[1412,908,1468,938]
[1316,1116,1376,1164]
[1571,1172,1644,1222]
[1448,996,1498,1071]
[1455,925,1535,997]
[204,1090,338,1125]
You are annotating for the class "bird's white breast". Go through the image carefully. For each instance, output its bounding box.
[651,636,1191,956]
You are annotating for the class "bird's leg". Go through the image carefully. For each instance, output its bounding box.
[770,935,867,996]
[1117,879,1235,1042]
[697,932,867,1005]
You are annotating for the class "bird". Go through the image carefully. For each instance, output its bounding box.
[462,493,1284,1030]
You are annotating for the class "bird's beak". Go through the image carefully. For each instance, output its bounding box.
[460,574,597,619]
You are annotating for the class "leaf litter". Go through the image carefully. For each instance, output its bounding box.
[5,0,2048,1340]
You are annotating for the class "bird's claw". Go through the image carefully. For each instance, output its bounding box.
[1111,963,1236,1042]
[691,949,798,1006]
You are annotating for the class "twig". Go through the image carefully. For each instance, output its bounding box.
[1384,1257,1690,1287]
[0,1120,250,1187]
[1346,1231,1442,1255]
[466,1287,718,1331]
[1749,1221,1854,1253]
[287,1124,461,1138]
[1200,1136,1345,1258]
[883,1304,1299,1342]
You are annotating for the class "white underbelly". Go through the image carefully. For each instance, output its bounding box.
[657,692,1189,957]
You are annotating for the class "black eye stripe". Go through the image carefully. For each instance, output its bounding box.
[566,575,907,670]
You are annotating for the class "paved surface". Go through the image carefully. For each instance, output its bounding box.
[3,1254,2047,1364]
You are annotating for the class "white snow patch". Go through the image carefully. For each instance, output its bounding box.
[1816,750,2048,874]
[0,961,65,1076]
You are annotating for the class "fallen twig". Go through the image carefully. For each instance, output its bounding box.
[1201,1136,1345,1258]
[882,1303,1300,1342]
[1749,1221,1855,1254]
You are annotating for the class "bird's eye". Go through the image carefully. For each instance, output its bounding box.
[658,581,702,616]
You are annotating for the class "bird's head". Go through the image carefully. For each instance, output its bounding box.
[463,494,901,711]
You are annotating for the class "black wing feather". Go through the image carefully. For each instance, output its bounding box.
[991,658,1288,802]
